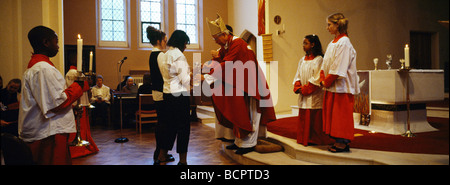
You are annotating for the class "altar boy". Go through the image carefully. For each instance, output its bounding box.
[19,26,89,165]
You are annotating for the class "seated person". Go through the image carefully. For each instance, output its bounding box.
[120,76,138,96]
[137,73,152,95]
[116,75,131,91]
[1,79,21,136]
[137,73,154,110]
[90,75,111,125]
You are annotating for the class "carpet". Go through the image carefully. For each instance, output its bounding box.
[266,116,449,155]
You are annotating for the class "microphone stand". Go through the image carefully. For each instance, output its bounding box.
[115,58,129,143]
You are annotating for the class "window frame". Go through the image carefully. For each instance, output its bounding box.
[97,0,129,48]
[138,0,165,48]
[174,0,201,50]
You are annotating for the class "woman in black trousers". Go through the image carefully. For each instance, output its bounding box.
[156,30,191,165]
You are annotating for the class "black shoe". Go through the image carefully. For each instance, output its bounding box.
[226,144,240,150]
[178,162,188,165]
[235,147,255,155]
[153,159,162,165]
[165,154,175,162]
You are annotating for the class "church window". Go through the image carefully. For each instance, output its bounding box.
[139,0,164,46]
[175,0,200,49]
[98,0,129,47]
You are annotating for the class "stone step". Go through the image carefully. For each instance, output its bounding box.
[196,106,215,124]
[220,142,317,165]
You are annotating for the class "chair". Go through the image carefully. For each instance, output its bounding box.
[1,133,34,165]
[135,94,157,133]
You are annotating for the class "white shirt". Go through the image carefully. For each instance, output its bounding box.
[293,56,324,109]
[19,62,76,142]
[150,48,165,101]
[161,47,191,94]
[90,84,111,104]
[322,36,360,95]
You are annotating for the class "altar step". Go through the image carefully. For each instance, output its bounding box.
[196,106,215,124]
[221,131,448,165]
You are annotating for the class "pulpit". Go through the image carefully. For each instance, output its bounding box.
[354,69,445,135]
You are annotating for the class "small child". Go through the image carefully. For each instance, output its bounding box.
[293,34,332,146]
[319,13,360,153]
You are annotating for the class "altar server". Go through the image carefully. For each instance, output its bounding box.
[202,14,276,155]
[293,34,332,146]
[19,26,89,164]
[318,13,360,153]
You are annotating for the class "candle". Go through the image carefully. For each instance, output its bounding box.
[77,34,83,72]
[404,44,410,68]
[89,51,93,72]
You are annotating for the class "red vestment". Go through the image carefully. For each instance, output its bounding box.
[209,35,276,138]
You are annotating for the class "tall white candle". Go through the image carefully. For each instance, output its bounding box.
[77,34,83,72]
[89,51,93,72]
[404,44,410,68]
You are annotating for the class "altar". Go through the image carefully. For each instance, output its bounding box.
[354,69,445,135]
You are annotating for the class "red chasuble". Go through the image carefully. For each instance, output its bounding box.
[209,35,276,138]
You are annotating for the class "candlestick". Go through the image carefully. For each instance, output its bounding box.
[404,44,410,68]
[373,58,378,70]
[77,34,83,72]
[89,51,93,72]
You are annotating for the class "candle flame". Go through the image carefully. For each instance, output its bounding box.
[78,34,81,39]
[405,44,409,48]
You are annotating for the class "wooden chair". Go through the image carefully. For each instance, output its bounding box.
[135,94,157,133]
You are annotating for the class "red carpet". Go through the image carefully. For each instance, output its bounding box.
[267,116,449,155]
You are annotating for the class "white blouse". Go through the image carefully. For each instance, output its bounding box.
[321,36,360,95]
[293,56,324,109]
[19,62,76,142]
[90,85,111,104]
[161,47,191,95]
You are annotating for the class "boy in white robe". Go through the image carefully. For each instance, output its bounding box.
[19,26,89,165]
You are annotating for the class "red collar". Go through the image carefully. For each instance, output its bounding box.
[332,33,348,43]
[69,65,77,70]
[27,54,54,69]
[304,54,316,61]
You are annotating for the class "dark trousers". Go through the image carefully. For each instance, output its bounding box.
[160,93,190,153]
[92,102,109,125]
[154,100,165,159]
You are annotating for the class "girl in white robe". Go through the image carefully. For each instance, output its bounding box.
[293,34,333,146]
[319,13,360,153]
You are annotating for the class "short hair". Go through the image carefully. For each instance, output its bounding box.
[167,30,190,51]
[8,78,21,85]
[304,34,324,57]
[27,26,56,51]
[146,26,166,46]
[143,73,151,85]
[327,13,349,35]
[7,78,22,93]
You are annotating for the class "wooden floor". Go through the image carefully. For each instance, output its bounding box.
[72,121,239,165]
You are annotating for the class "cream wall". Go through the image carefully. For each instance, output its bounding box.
[0,0,64,85]
[64,0,228,88]
[267,0,449,113]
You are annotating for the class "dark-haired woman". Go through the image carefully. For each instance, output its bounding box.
[146,26,176,164]
[157,30,191,165]
[293,34,333,146]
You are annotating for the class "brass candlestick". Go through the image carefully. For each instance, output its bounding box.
[69,72,92,146]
